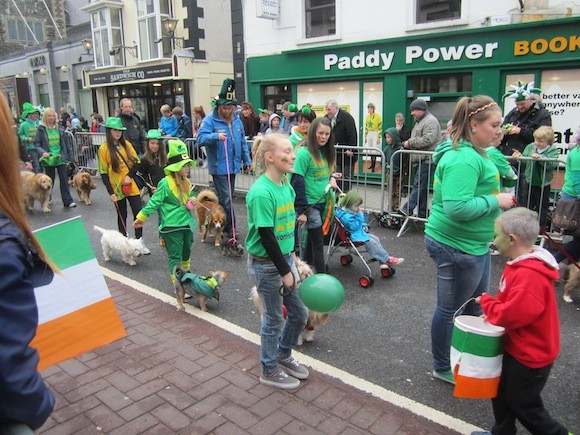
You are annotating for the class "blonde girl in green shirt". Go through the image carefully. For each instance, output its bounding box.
[246,133,309,390]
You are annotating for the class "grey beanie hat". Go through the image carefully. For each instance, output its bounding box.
[410,99,428,111]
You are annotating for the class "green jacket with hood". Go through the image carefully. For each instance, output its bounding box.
[425,139,501,256]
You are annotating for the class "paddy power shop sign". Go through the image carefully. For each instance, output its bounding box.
[247,17,580,149]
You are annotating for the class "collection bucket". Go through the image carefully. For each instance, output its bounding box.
[450,315,505,399]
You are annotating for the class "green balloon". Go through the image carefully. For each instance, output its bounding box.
[298,273,345,314]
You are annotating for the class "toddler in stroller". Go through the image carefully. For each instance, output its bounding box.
[335,190,404,271]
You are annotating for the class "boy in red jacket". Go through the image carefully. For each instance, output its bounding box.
[471,207,568,435]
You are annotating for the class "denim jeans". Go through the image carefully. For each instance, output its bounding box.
[212,174,236,234]
[402,161,432,218]
[44,164,74,207]
[247,254,309,375]
[364,233,389,263]
[424,235,490,372]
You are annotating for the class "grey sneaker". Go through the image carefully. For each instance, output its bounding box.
[260,369,300,390]
[278,356,309,380]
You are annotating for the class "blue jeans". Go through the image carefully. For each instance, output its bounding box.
[424,235,490,372]
[364,233,389,263]
[44,164,74,207]
[247,255,309,375]
[212,174,236,234]
[402,161,432,218]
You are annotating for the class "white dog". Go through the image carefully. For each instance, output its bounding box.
[94,225,146,266]
[250,256,329,345]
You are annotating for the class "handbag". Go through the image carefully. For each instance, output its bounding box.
[552,199,580,232]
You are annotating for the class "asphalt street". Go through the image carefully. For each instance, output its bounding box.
[27,176,579,434]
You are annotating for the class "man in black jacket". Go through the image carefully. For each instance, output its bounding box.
[499,82,552,156]
[326,99,358,192]
[118,98,146,155]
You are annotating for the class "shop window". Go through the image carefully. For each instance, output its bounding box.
[416,0,461,24]
[91,7,125,68]
[6,18,44,43]
[262,84,292,113]
[38,84,49,109]
[136,0,172,61]
[305,0,336,39]
[60,81,70,109]
[410,73,472,94]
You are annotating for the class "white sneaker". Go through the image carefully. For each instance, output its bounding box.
[67,202,77,208]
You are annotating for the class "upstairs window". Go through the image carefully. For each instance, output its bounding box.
[416,0,462,24]
[6,18,44,43]
[136,0,172,61]
[305,0,336,39]
[92,8,125,68]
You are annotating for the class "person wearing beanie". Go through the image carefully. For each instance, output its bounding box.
[134,140,197,283]
[364,103,382,172]
[400,98,441,219]
[197,78,252,238]
[18,103,41,172]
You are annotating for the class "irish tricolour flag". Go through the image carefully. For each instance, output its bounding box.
[32,216,126,370]
[450,315,505,399]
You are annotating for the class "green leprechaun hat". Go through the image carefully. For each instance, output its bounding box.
[104,117,127,130]
[215,78,238,106]
[502,81,542,101]
[146,129,162,140]
[21,102,40,120]
[164,139,195,174]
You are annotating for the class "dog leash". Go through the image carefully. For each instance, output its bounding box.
[223,137,239,246]
[113,199,128,235]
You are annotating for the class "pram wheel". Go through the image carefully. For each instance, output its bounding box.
[380,266,395,278]
[340,254,353,265]
[359,275,373,288]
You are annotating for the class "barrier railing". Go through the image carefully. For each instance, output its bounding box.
[72,132,106,173]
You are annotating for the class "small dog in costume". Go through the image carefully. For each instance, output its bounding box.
[173,265,231,312]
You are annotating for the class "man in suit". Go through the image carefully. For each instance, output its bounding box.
[325,99,358,192]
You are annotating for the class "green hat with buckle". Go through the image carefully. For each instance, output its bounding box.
[104,117,127,130]
[147,129,162,140]
[21,102,40,120]
[164,139,195,174]
[215,78,238,106]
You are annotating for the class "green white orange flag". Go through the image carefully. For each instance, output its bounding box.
[31,216,126,370]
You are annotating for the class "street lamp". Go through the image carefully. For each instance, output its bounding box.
[158,16,183,49]
[82,38,93,53]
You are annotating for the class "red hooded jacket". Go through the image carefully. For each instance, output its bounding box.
[480,246,561,369]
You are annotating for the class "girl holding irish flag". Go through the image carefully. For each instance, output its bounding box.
[0,94,55,431]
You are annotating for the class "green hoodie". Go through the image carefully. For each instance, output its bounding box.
[425,139,501,256]
[383,127,402,176]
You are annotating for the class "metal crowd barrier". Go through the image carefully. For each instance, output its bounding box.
[72,132,106,174]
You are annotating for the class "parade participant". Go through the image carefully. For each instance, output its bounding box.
[18,102,41,172]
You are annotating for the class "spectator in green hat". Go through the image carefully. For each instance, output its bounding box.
[18,102,41,172]
[137,129,167,196]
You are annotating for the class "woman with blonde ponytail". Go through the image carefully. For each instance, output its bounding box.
[424,95,515,385]
[0,94,56,431]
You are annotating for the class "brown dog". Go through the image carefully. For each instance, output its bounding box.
[21,171,53,213]
[173,265,231,311]
[195,189,227,247]
[559,262,579,303]
[72,172,97,205]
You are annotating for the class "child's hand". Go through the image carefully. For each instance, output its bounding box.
[531,153,541,159]
[363,226,369,233]
[475,295,482,303]
[133,219,143,229]
[186,197,197,211]
[512,150,521,158]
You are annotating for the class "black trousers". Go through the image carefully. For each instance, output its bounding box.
[491,353,568,435]
[116,195,143,239]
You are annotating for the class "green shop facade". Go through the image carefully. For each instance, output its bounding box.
[246,17,580,153]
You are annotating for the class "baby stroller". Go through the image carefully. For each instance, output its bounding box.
[325,214,395,288]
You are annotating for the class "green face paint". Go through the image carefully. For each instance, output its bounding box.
[281,156,288,162]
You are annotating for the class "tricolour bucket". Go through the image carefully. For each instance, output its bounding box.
[450,315,505,399]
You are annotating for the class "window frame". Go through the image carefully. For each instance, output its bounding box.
[6,17,44,43]
[91,7,125,69]
[406,0,468,31]
[135,0,172,61]
[296,0,341,46]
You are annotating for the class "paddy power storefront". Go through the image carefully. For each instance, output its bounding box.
[246,17,580,156]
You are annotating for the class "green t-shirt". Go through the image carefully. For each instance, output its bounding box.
[293,146,331,205]
[245,175,296,258]
[562,146,580,197]
[18,119,39,150]
[41,127,66,167]
[425,143,501,256]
